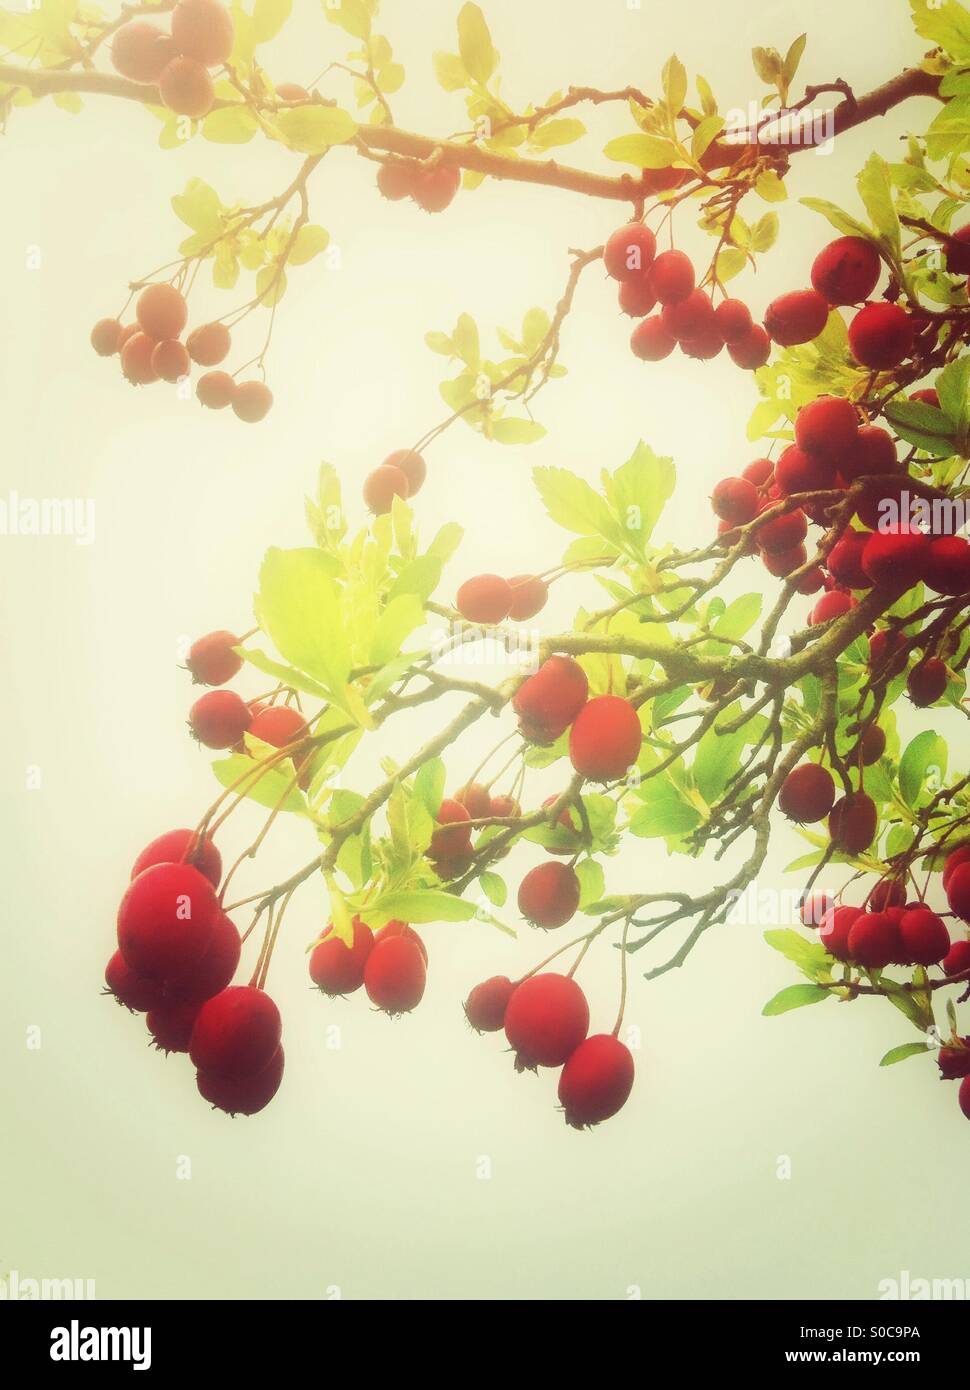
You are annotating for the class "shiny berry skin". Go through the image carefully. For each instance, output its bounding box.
[197,1045,284,1116]
[843,425,897,481]
[711,477,759,524]
[742,457,774,487]
[907,658,948,708]
[507,575,548,621]
[764,289,828,346]
[630,315,677,360]
[186,321,231,366]
[186,630,242,686]
[869,628,908,680]
[120,332,159,385]
[945,225,970,275]
[828,791,877,855]
[171,0,234,67]
[819,904,862,961]
[847,911,900,969]
[959,1075,970,1122]
[794,565,826,595]
[811,236,881,305]
[309,917,374,996]
[647,249,694,304]
[603,223,656,281]
[189,986,281,1079]
[363,464,408,515]
[898,908,950,966]
[938,1044,970,1080]
[728,325,771,369]
[848,302,914,369]
[923,536,970,596]
[810,590,857,625]
[136,282,188,341]
[828,529,872,590]
[456,574,513,625]
[775,445,837,496]
[713,298,752,344]
[778,764,836,824]
[118,862,219,980]
[430,798,473,859]
[148,1001,200,1054]
[249,704,308,747]
[518,862,581,929]
[944,848,970,893]
[954,868,970,924]
[232,381,273,423]
[858,723,886,766]
[513,656,589,743]
[152,339,191,382]
[618,277,657,318]
[662,289,715,342]
[569,695,642,781]
[558,1034,635,1128]
[464,976,515,1033]
[131,827,222,887]
[189,689,252,749]
[794,395,858,458]
[943,940,970,977]
[383,449,426,496]
[374,920,428,964]
[504,973,589,1069]
[861,524,929,588]
[363,936,427,1014]
[197,370,236,409]
[166,909,241,1003]
[104,950,168,1013]
[763,543,806,578]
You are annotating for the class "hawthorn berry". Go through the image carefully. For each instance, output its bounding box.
[858,723,886,766]
[152,339,191,383]
[117,323,140,352]
[309,917,374,996]
[488,793,521,818]
[764,289,828,346]
[412,164,461,213]
[456,574,513,625]
[854,476,907,532]
[799,892,834,928]
[923,536,970,596]
[104,950,168,1013]
[111,20,177,82]
[430,798,473,859]
[944,847,970,892]
[513,656,589,743]
[828,529,872,590]
[91,318,122,357]
[842,425,897,481]
[275,82,310,102]
[774,445,837,496]
[167,909,241,1003]
[778,764,836,824]
[232,381,273,423]
[948,864,970,921]
[861,524,929,588]
[869,628,908,680]
[943,939,970,977]
[131,827,222,887]
[377,160,418,201]
[569,695,642,781]
[118,862,219,979]
[374,920,428,964]
[363,935,427,1014]
[197,1044,284,1116]
[794,565,826,595]
[828,791,877,855]
[518,862,581,929]
[907,657,948,708]
[727,325,771,369]
[249,704,308,749]
[558,1034,635,1129]
[938,1044,970,1081]
[186,321,231,366]
[742,458,774,487]
[618,277,657,318]
[794,395,858,458]
[898,908,950,966]
[910,387,940,407]
[148,1001,200,1054]
[848,302,914,369]
[630,316,677,360]
[120,333,160,385]
[811,236,881,306]
[757,508,808,554]
[189,690,252,749]
[455,782,492,819]
[136,283,188,342]
[189,985,281,1079]
[713,298,752,344]
[603,223,656,281]
[711,477,759,524]
[867,878,906,912]
[363,463,408,515]
[959,1075,970,1122]
[819,904,862,961]
[661,288,715,342]
[197,370,236,410]
[507,575,548,621]
[763,544,806,578]
[186,630,242,687]
[464,975,515,1033]
[171,0,234,67]
[847,911,899,970]
[503,973,589,1069]
[945,225,970,275]
[159,55,215,117]
[647,249,694,304]
[682,331,725,360]
[810,590,856,625]
[383,448,426,495]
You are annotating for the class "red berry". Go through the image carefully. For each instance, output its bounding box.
[186,630,242,686]
[148,1001,200,1054]
[764,289,829,346]
[862,524,929,587]
[464,975,515,1033]
[907,657,948,707]
[412,164,461,213]
[374,920,428,964]
[189,985,280,1078]
[569,695,642,781]
[276,82,309,102]
[430,798,473,859]
[118,862,218,979]
[910,387,940,406]
[104,950,168,1012]
[117,323,140,352]
[680,331,723,360]
[794,565,826,595]
[618,277,657,318]
[488,793,521,818]
[869,628,908,680]
[711,476,759,524]
[800,892,833,928]
[949,864,970,921]
[648,249,694,304]
[858,723,886,766]
[249,704,308,748]
[763,543,806,578]
[819,904,862,961]
[728,325,771,369]
[775,445,837,496]
[847,911,900,969]
[867,877,906,911]
[197,370,236,409]
[363,936,427,1013]
[363,463,408,515]
[943,939,970,977]
[120,332,160,385]
[944,848,970,892]
[171,0,234,67]
[136,283,188,341]
[518,861,581,929]
[131,828,222,887]
[661,289,715,342]
[848,302,914,369]
[309,917,374,996]
[504,973,589,1069]
[111,20,177,81]
[455,782,492,819]
[795,396,859,458]
[232,381,273,423]
[811,236,881,306]
[828,791,877,855]
[383,448,426,496]
[197,1044,284,1115]
[513,656,589,743]
[604,223,656,281]
[167,909,241,1002]
[945,225,970,275]
[938,1043,970,1080]
[152,338,191,383]
[742,458,773,487]
[558,1034,635,1128]
[456,574,513,625]
[842,425,898,481]
[507,575,548,621]
[923,536,970,596]
[91,317,123,356]
[828,529,872,590]
[959,1074,970,1121]
[898,908,949,965]
[779,764,836,823]
[186,321,231,366]
[757,508,808,554]
[377,161,419,201]
[713,298,752,344]
[854,476,907,532]
[810,589,856,625]
[630,315,676,360]
[189,689,252,748]
[159,54,215,116]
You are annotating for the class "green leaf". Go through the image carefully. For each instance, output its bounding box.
[289,224,330,264]
[662,54,688,114]
[322,0,370,40]
[256,264,286,306]
[755,169,787,203]
[936,356,970,439]
[254,0,292,41]
[882,401,956,457]
[712,592,761,640]
[909,0,970,61]
[276,105,357,152]
[433,50,467,91]
[609,441,677,555]
[530,118,585,149]
[800,196,873,241]
[533,466,620,542]
[749,212,779,253]
[576,858,605,909]
[857,154,900,255]
[371,890,477,924]
[210,754,308,815]
[692,710,747,805]
[783,33,807,86]
[490,417,546,444]
[691,114,724,162]
[452,313,480,369]
[371,593,424,664]
[603,133,678,168]
[457,2,497,84]
[413,758,446,817]
[751,45,782,86]
[763,928,832,982]
[479,870,507,908]
[172,177,221,232]
[898,730,948,807]
[926,96,970,163]
[879,1041,932,1067]
[258,547,351,696]
[762,983,830,1016]
[202,105,258,143]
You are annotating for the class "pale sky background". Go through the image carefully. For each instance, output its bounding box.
[2,0,967,1300]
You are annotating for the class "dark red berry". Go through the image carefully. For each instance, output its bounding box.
[569,695,642,781]
[558,1034,635,1128]
[186,630,242,686]
[647,249,694,304]
[829,791,877,855]
[778,764,836,824]
[604,223,656,281]
[811,236,881,306]
[456,574,513,625]
[464,976,515,1033]
[513,656,589,743]
[189,689,252,748]
[819,904,862,961]
[363,935,427,1013]
[898,908,950,966]
[309,917,374,996]
[764,289,828,346]
[197,1045,284,1115]
[189,985,281,1079]
[518,862,581,929]
[711,477,759,524]
[118,862,219,980]
[907,657,948,707]
[131,827,221,887]
[847,910,900,969]
[848,302,914,369]
[504,973,589,1069]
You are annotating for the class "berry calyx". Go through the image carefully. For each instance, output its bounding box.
[118,862,219,979]
[513,656,589,743]
[764,289,828,346]
[811,236,881,305]
[131,827,222,887]
[186,321,231,366]
[189,985,281,1079]
[558,1034,635,1129]
[148,1001,200,1054]
[603,223,656,281]
[778,764,836,824]
[105,951,168,1013]
[828,791,877,855]
[197,1045,284,1116]
[171,0,234,67]
[363,463,408,515]
[197,370,236,409]
[464,976,515,1033]
[517,861,581,929]
[503,973,589,1069]
[363,935,427,1014]
[456,574,513,625]
[848,302,914,369]
[309,917,374,996]
[568,695,642,781]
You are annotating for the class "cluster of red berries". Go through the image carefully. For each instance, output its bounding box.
[182,630,310,768]
[110,0,232,120]
[309,917,428,1015]
[106,828,284,1116]
[91,283,272,421]
[463,972,635,1128]
[455,573,548,624]
[376,159,461,214]
[512,656,643,779]
[604,223,768,368]
[362,449,427,514]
